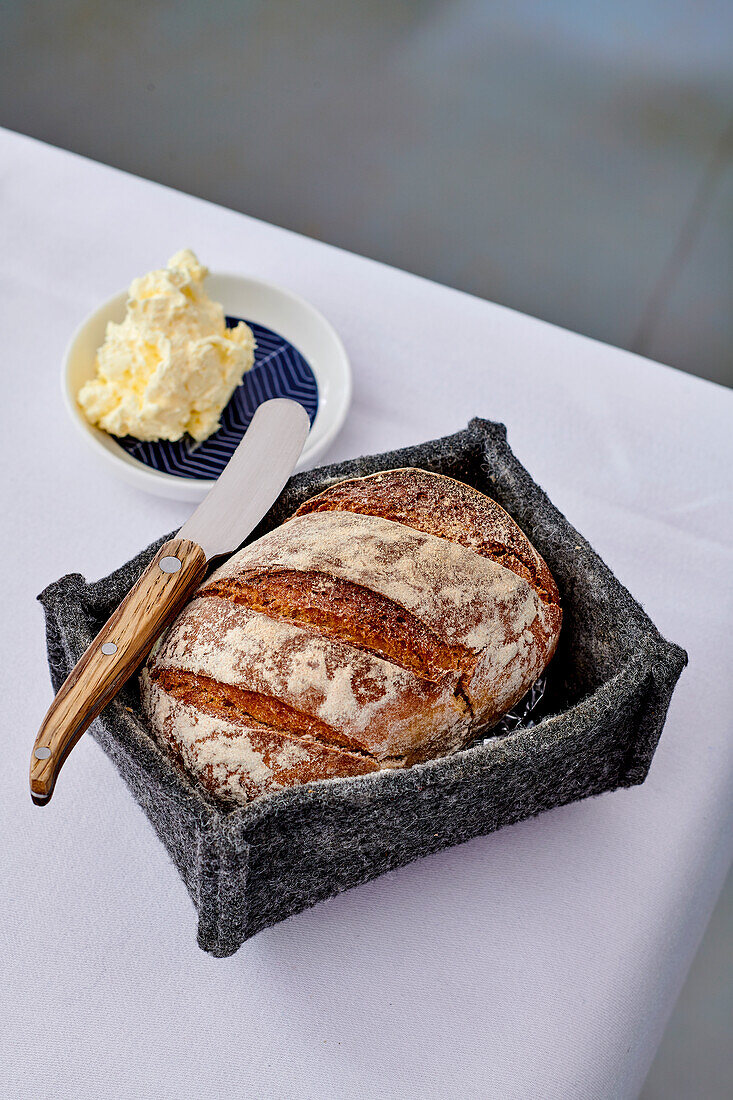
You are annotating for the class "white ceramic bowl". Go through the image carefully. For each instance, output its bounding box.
[63,273,352,501]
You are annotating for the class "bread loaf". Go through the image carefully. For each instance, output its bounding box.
[141,468,562,804]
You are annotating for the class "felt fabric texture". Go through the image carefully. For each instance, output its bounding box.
[38,418,686,957]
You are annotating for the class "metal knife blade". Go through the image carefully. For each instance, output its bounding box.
[180,397,310,559]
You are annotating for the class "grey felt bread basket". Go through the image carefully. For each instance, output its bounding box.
[39,418,686,957]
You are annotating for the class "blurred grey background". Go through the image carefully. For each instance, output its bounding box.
[1,0,732,388]
[1,2,731,1096]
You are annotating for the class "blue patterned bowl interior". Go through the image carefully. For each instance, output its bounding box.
[115,317,318,480]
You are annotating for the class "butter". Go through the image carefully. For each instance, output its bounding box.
[78,249,255,442]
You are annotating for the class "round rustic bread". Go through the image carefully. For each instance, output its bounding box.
[141,468,562,804]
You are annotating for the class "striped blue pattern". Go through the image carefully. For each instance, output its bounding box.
[116,317,318,480]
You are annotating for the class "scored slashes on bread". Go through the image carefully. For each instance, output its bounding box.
[141,469,562,804]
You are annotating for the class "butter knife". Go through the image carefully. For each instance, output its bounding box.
[30,398,310,805]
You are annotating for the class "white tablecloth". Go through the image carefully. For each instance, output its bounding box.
[2,128,732,1100]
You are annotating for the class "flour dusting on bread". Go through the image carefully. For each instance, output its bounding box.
[212,511,539,651]
[142,468,561,804]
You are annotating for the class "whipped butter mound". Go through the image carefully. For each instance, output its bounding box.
[78,249,256,442]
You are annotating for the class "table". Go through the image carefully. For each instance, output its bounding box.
[2,127,731,1100]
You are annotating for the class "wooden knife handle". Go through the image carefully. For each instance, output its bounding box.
[30,537,207,805]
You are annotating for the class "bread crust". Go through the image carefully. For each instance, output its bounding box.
[142,468,561,804]
[296,468,560,605]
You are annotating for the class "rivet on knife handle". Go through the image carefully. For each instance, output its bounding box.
[29,537,207,805]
